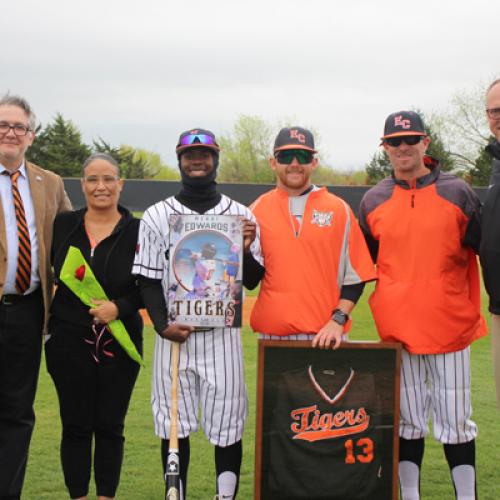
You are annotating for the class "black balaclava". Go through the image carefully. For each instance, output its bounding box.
[175,148,221,213]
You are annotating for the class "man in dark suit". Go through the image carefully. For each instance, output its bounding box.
[0,94,71,499]
[479,78,500,412]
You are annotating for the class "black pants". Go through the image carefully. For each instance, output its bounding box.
[0,290,44,500]
[45,319,141,498]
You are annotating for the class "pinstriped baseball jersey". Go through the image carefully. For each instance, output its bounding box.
[133,195,261,446]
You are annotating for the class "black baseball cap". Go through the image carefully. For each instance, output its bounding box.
[273,127,317,153]
[381,111,427,140]
[176,128,220,156]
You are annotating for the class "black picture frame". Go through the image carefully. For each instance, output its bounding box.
[255,341,401,500]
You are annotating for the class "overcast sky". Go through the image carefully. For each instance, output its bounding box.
[3,0,498,170]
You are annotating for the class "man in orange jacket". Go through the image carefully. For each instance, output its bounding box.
[248,127,376,348]
[359,111,486,500]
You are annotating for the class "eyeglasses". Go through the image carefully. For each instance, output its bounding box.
[486,108,500,119]
[384,136,424,147]
[83,175,120,185]
[180,133,217,147]
[0,122,32,137]
[275,149,314,165]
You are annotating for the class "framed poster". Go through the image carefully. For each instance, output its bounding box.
[255,341,401,500]
[168,214,243,328]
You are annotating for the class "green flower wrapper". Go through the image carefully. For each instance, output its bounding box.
[60,246,144,367]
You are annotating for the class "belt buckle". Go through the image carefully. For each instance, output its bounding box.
[1,295,15,306]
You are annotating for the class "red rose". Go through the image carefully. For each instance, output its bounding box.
[75,265,86,281]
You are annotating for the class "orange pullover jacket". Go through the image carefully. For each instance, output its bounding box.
[250,187,376,336]
[359,160,487,354]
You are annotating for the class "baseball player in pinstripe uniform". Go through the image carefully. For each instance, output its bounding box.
[359,111,487,500]
[133,129,261,499]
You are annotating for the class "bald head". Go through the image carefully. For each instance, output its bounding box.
[486,80,500,141]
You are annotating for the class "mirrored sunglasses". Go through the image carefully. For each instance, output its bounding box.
[384,136,424,147]
[180,134,217,146]
[275,149,314,165]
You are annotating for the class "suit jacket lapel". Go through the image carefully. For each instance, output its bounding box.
[26,163,46,247]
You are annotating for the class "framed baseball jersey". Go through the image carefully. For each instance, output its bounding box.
[255,341,401,500]
[168,213,244,328]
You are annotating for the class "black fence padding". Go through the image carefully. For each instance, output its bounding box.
[63,179,488,215]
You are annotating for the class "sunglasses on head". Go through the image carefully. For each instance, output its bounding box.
[384,135,424,147]
[180,134,217,146]
[275,149,314,165]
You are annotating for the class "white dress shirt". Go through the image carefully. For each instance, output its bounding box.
[0,162,40,295]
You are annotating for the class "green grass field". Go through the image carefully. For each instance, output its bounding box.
[24,284,499,499]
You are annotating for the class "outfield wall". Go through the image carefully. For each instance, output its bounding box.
[64,179,488,214]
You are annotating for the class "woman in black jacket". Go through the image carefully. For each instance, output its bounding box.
[46,153,143,500]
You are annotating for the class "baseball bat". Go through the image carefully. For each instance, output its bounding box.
[165,341,181,500]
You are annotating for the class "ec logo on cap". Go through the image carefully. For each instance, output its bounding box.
[290,129,306,143]
[394,116,411,129]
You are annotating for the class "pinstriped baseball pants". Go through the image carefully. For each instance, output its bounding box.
[399,347,477,444]
[152,328,248,448]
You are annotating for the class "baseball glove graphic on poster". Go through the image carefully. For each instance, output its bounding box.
[168,214,243,328]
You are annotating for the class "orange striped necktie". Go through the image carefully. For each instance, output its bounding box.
[6,170,32,294]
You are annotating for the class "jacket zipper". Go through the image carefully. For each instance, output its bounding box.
[86,227,97,264]
[289,213,301,238]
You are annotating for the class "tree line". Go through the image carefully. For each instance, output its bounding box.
[27,83,494,186]
[26,113,180,181]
